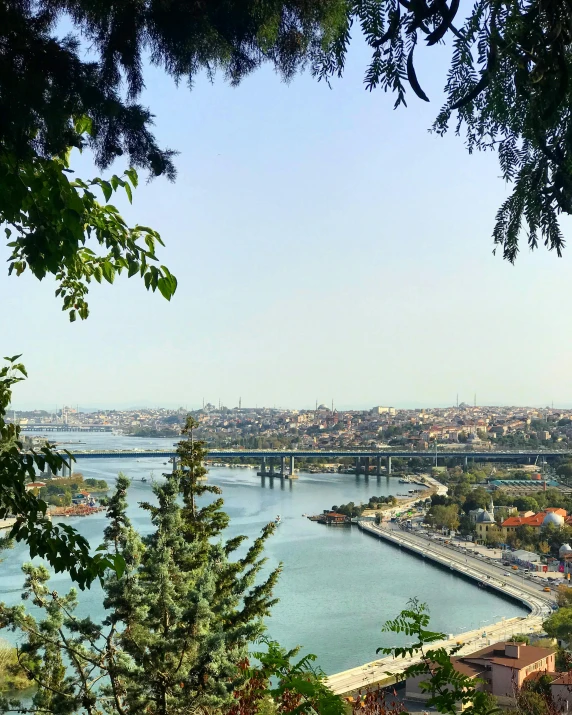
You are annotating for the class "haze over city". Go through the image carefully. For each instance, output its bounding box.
[3,39,572,410]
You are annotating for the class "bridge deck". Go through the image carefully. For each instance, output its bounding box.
[59,449,569,460]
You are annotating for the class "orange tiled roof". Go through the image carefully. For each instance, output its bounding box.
[502,513,546,528]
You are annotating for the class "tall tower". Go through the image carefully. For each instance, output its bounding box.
[239,397,242,410]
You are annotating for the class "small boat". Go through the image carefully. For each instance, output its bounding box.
[274,515,281,524]
[141,477,147,483]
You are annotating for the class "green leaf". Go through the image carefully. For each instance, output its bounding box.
[157,276,173,300]
[74,115,93,136]
[101,261,115,284]
[100,181,112,202]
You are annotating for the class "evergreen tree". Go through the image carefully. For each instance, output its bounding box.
[0,418,343,714]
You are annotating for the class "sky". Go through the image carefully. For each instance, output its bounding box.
[3,32,572,411]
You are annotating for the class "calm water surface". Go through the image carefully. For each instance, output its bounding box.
[0,433,527,674]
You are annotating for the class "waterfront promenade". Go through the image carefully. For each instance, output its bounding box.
[325,520,555,696]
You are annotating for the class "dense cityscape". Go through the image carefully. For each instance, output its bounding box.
[11,403,572,450]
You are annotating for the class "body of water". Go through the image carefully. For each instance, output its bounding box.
[0,432,527,675]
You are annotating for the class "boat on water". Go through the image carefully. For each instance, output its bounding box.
[274,515,281,524]
[141,477,147,482]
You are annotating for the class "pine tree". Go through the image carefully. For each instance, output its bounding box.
[108,416,281,714]
[0,418,349,715]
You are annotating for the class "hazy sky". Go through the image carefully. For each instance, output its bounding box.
[3,35,572,411]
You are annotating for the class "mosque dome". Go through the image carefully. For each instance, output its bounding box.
[559,543,572,557]
[476,510,495,524]
[543,512,565,527]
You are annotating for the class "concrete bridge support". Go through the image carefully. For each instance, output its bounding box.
[260,457,267,476]
[464,456,468,469]
[288,455,298,479]
[269,458,275,476]
[376,456,381,477]
[280,456,285,476]
[355,457,360,475]
[387,456,392,475]
[364,457,370,476]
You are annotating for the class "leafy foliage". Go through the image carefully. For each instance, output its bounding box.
[339,0,572,258]
[4,0,572,304]
[2,141,177,321]
[378,598,498,715]
[543,607,572,643]
[0,356,121,588]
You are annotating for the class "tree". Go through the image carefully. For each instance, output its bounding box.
[557,463,572,483]
[378,599,498,715]
[463,486,491,514]
[543,607,572,643]
[0,357,121,588]
[514,497,541,513]
[426,504,460,531]
[485,525,503,547]
[556,585,572,608]
[6,0,572,323]
[0,420,346,715]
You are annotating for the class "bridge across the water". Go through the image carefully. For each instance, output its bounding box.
[21,425,113,432]
[58,448,570,478]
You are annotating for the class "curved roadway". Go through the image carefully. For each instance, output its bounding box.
[325,521,555,696]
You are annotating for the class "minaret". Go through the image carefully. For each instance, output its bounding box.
[489,496,494,515]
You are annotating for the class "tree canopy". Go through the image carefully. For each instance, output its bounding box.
[2,0,572,323]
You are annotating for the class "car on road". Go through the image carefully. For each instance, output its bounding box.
[543,587,551,592]
[504,572,510,576]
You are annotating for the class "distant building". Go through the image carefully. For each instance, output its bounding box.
[317,511,347,525]
[475,497,496,542]
[371,406,396,416]
[25,482,46,492]
[502,508,567,538]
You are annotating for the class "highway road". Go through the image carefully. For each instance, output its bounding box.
[325,521,556,696]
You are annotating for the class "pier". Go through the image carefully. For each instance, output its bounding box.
[325,521,555,696]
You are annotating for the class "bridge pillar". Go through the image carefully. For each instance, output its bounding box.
[376,455,381,476]
[355,457,360,475]
[269,458,275,476]
[364,457,370,476]
[260,457,267,476]
[172,457,178,473]
[387,456,392,475]
[464,456,468,469]
[288,455,298,479]
[280,456,285,476]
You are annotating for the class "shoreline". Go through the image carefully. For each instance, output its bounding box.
[325,522,554,695]
[325,476,555,696]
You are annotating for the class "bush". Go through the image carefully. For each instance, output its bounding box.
[0,641,28,692]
